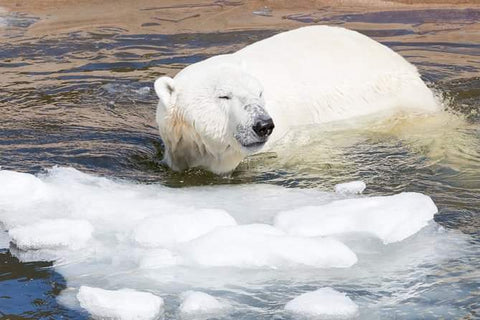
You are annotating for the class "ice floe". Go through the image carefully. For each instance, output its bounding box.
[180,224,357,268]
[133,209,236,248]
[0,167,462,319]
[77,286,164,320]
[285,287,358,319]
[334,180,366,195]
[274,192,437,244]
[8,219,93,250]
[0,169,49,209]
[179,291,227,316]
[137,248,179,269]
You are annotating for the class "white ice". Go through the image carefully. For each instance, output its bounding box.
[137,248,179,269]
[133,209,236,247]
[180,224,357,268]
[274,192,437,244]
[0,167,462,319]
[9,219,93,250]
[334,181,366,194]
[77,286,164,320]
[284,287,358,318]
[179,291,227,316]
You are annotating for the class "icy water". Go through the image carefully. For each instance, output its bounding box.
[1,4,480,320]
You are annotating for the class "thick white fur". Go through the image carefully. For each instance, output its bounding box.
[155,26,440,174]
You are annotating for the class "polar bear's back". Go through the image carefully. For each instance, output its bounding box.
[236,26,411,84]
[233,26,439,140]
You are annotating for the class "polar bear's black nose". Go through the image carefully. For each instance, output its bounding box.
[253,118,275,138]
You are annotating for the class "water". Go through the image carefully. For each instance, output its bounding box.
[1,3,479,319]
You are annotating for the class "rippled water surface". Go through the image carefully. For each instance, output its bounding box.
[0,3,479,319]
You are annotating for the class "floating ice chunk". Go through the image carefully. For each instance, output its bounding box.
[137,248,179,268]
[284,287,358,318]
[0,170,48,203]
[275,192,437,244]
[182,224,357,268]
[133,209,237,247]
[179,291,227,316]
[77,286,164,320]
[334,181,366,195]
[8,219,93,250]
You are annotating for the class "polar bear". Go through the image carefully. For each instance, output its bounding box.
[154,26,440,174]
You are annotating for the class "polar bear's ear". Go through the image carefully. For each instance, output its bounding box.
[154,76,175,109]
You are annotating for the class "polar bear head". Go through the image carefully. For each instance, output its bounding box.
[154,62,274,174]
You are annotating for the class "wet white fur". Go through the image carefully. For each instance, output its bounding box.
[154,26,439,174]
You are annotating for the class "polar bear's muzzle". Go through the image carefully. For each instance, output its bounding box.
[234,104,274,151]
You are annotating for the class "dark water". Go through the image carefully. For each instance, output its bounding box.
[0,6,479,320]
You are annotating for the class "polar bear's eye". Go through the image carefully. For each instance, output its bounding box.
[218,95,232,100]
[259,91,263,98]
